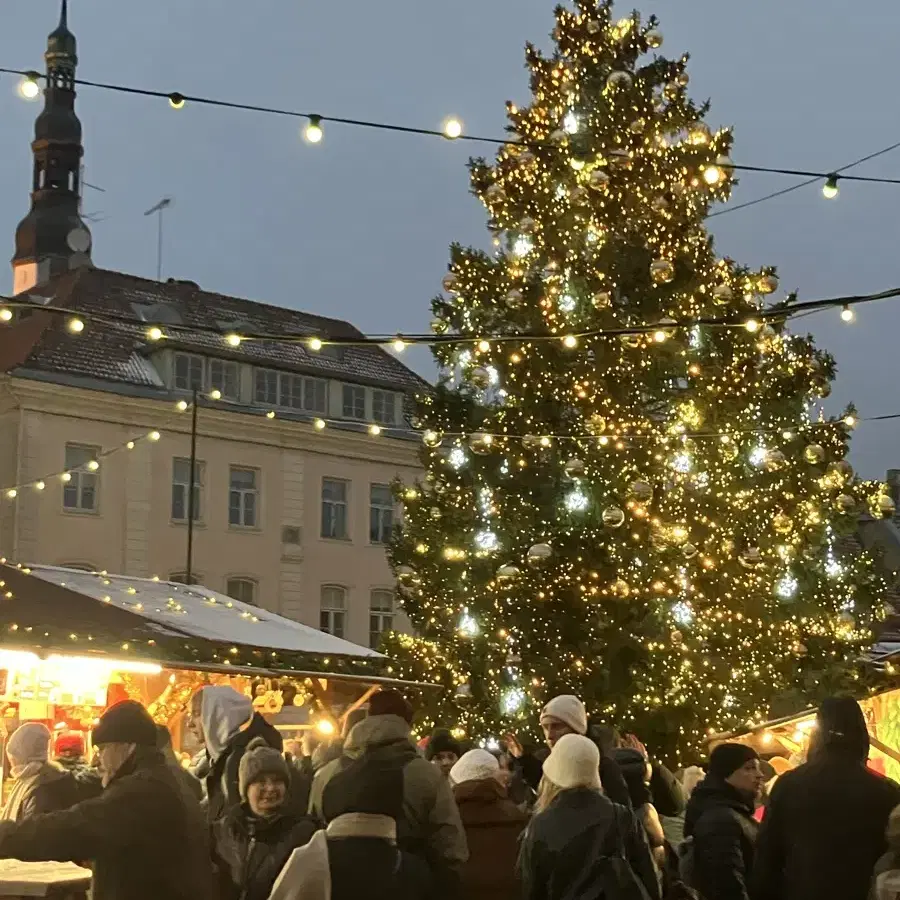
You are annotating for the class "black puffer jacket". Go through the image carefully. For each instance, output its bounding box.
[212,804,316,900]
[518,788,660,900]
[204,713,283,823]
[0,747,212,900]
[683,775,758,900]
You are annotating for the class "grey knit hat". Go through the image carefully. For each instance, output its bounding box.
[238,737,290,800]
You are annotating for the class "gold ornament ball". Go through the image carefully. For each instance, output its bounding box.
[485,183,506,203]
[670,629,683,645]
[602,506,626,528]
[519,216,536,234]
[803,443,826,465]
[791,641,808,658]
[773,512,794,535]
[621,333,643,349]
[652,196,669,212]
[606,71,634,90]
[564,458,586,478]
[527,542,553,567]
[505,288,524,309]
[469,367,491,389]
[608,151,633,171]
[570,185,590,205]
[813,378,831,399]
[828,460,853,480]
[586,19,601,34]
[496,564,520,583]
[675,72,690,88]
[518,149,536,167]
[522,434,542,450]
[442,273,458,294]
[423,430,442,448]
[611,578,631,599]
[739,547,762,568]
[835,494,857,513]
[628,479,654,503]
[663,82,681,101]
[550,128,568,144]
[688,122,711,145]
[429,507,442,520]
[759,274,779,294]
[430,318,449,335]
[645,29,664,48]
[469,432,493,454]
[712,284,733,305]
[588,414,607,434]
[682,542,699,560]
[629,118,647,134]
[592,291,612,309]
[875,494,897,518]
[455,682,472,701]
[650,259,676,285]
[765,449,786,472]
[589,169,611,191]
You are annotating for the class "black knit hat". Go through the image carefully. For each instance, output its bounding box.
[322,751,404,823]
[425,729,461,761]
[708,742,759,779]
[814,696,869,761]
[368,690,414,724]
[93,700,157,747]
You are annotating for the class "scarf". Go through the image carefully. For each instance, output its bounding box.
[266,814,397,900]
[1,762,46,821]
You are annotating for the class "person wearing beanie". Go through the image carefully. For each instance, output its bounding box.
[0,700,213,900]
[425,728,461,779]
[188,685,284,823]
[1,723,79,822]
[448,749,527,900]
[212,737,316,900]
[753,697,900,900]
[504,694,632,807]
[518,734,659,900]
[682,742,763,900]
[52,730,103,803]
[308,689,467,894]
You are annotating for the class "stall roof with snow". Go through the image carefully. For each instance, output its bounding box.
[0,562,389,679]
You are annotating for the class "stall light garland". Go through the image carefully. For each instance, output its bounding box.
[381,1,892,761]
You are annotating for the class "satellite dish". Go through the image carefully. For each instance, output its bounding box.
[67,227,91,253]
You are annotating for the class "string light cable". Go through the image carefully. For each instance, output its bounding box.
[5,67,900,193]
[0,284,897,350]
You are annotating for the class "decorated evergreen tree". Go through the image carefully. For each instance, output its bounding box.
[385,0,890,758]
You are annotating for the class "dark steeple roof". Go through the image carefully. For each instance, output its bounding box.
[12,0,92,285]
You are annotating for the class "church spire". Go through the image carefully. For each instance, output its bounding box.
[11,0,92,295]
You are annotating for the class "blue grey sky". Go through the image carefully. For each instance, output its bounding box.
[2,1,899,477]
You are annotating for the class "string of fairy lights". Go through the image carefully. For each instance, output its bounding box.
[4,65,900,203]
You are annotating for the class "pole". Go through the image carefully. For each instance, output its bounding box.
[156,207,164,281]
[185,388,198,585]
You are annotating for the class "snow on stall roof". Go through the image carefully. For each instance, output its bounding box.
[27,565,382,659]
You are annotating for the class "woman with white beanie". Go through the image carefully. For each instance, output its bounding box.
[518,734,660,900]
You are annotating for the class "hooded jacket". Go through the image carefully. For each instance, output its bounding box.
[683,774,758,900]
[0,763,80,821]
[453,778,527,900]
[199,687,282,822]
[518,787,660,900]
[308,714,468,874]
[752,750,900,900]
[0,747,213,900]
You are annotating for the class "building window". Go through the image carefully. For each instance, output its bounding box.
[229,467,259,527]
[320,585,346,639]
[171,458,204,522]
[63,444,99,512]
[342,385,366,420]
[321,478,349,539]
[226,577,257,606]
[209,359,239,401]
[372,390,397,426]
[369,484,394,544]
[174,353,204,392]
[254,369,278,406]
[169,572,202,586]
[277,374,328,413]
[369,590,394,649]
[303,378,328,413]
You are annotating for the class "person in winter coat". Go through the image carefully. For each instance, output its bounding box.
[212,737,316,900]
[0,700,212,900]
[425,729,461,779]
[155,724,202,803]
[1,723,79,821]
[505,694,632,808]
[518,734,660,900]
[662,765,704,847]
[613,746,668,869]
[870,803,900,900]
[190,685,283,822]
[308,690,467,890]
[272,742,430,900]
[752,696,900,900]
[449,749,526,900]
[53,731,103,802]
[683,743,763,900]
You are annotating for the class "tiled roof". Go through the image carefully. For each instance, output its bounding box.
[3,267,429,393]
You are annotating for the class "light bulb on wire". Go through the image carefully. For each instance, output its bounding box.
[823,174,840,199]
[840,304,855,323]
[304,115,324,144]
[18,73,40,100]
[168,92,185,110]
[442,117,463,140]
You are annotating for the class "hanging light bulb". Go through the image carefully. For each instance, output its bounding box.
[147,326,163,341]
[225,333,242,347]
[840,304,855,323]
[18,72,41,100]
[0,309,12,322]
[67,317,85,334]
[304,115,324,144]
[822,174,840,199]
[168,92,186,110]
[175,400,189,412]
[392,337,406,353]
[442,117,463,139]
[209,389,222,401]
[743,319,760,333]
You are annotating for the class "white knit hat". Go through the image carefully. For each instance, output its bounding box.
[540,695,588,736]
[450,749,500,785]
[542,733,601,790]
[7,723,51,768]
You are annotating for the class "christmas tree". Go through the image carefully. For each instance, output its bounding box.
[385,0,891,758]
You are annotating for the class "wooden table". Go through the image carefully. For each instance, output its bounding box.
[0,860,90,899]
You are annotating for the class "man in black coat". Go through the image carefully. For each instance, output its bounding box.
[0,700,213,900]
[752,696,900,900]
[684,742,764,900]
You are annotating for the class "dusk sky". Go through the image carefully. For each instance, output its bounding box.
[2,1,899,477]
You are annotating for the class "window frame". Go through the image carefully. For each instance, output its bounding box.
[369,589,394,649]
[169,572,203,586]
[320,584,347,639]
[171,457,205,523]
[62,443,100,514]
[254,369,278,406]
[321,477,350,540]
[208,358,240,401]
[228,466,260,529]
[369,483,394,545]
[342,384,366,420]
[372,390,398,426]
[173,352,205,392]
[225,576,258,606]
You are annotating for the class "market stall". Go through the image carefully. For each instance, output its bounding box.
[0,561,429,770]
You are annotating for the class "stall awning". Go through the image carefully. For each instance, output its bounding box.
[0,562,389,679]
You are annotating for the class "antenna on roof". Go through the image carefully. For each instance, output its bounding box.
[143,197,173,281]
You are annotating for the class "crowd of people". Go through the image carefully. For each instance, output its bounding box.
[0,686,897,900]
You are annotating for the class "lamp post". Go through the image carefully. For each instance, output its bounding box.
[185,388,198,584]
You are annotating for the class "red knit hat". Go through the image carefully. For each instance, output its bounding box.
[55,731,86,757]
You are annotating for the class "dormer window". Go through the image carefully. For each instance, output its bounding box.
[174,353,204,391]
